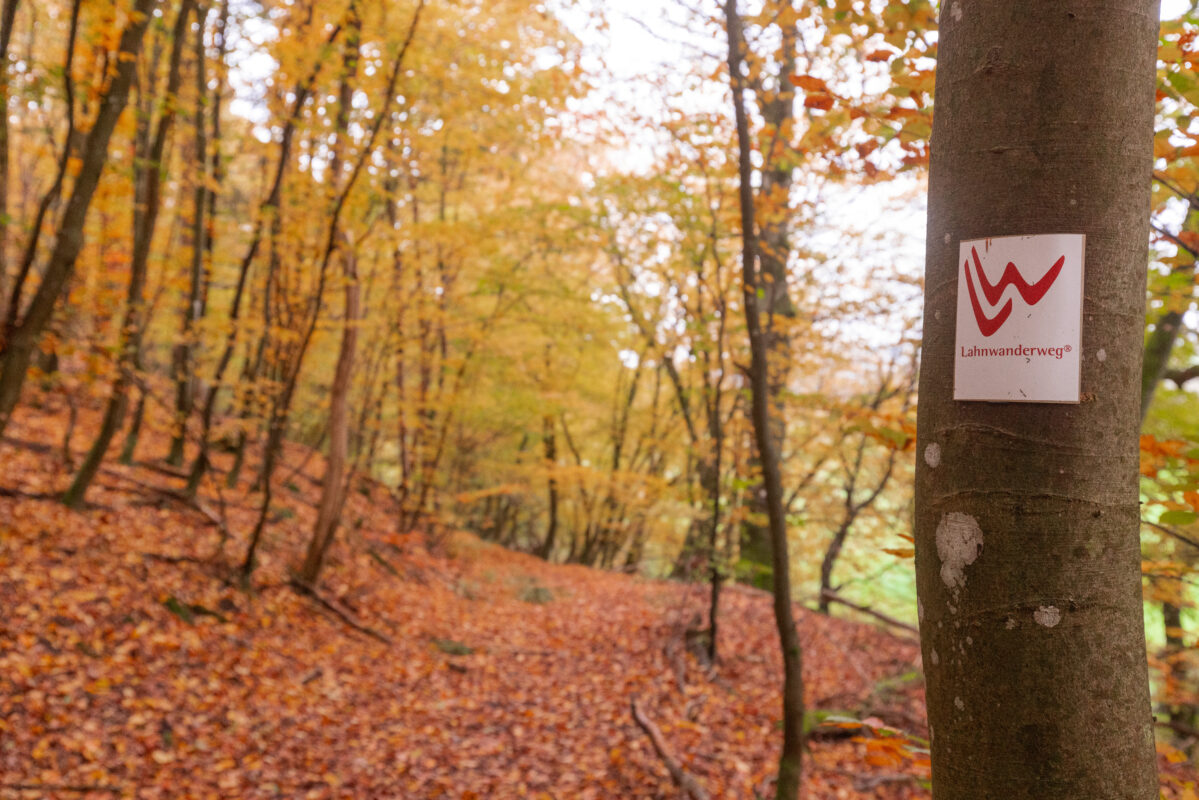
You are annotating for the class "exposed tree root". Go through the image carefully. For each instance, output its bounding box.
[289,579,393,645]
[630,697,709,800]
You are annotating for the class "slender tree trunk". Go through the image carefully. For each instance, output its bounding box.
[914,3,1159,796]
[706,449,723,663]
[243,0,422,581]
[118,388,145,464]
[726,3,804,797]
[298,248,360,584]
[386,164,413,515]
[203,0,229,301]
[2,0,79,341]
[167,3,210,467]
[816,523,850,616]
[0,0,157,439]
[0,0,20,302]
[187,12,337,495]
[64,0,193,507]
[1162,586,1198,749]
[299,0,367,584]
[740,17,798,580]
[1139,210,1198,728]
[538,413,559,560]
[818,410,902,614]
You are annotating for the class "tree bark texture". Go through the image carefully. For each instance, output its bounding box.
[915,3,1159,797]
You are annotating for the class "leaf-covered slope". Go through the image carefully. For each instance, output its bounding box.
[0,398,1192,799]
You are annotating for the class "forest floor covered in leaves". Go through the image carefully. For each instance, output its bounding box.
[2,396,1197,799]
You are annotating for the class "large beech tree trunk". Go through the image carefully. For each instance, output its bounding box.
[914,3,1159,796]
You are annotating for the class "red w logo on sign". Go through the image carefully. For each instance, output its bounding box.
[963,246,1065,337]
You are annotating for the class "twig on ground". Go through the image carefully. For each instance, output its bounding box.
[817,765,920,791]
[852,772,917,791]
[138,460,191,480]
[368,547,402,577]
[141,551,211,566]
[103,468,230,539]
[630,697,710,800]
[289,579,393,645]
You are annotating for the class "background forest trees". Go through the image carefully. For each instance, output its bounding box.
[0,0,925,598]
[8,0,1199,783]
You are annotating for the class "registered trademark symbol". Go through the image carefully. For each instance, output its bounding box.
[1065,345,1072,352]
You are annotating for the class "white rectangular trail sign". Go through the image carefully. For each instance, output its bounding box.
[953,233,1085,403]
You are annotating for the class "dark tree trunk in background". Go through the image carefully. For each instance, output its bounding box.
[1141,210,1199,740]
[167,2,211,467]
[1162,586,1198,748]
[187,7,328,497]
[914,2,1159,796]
[0,0,21,301]
[726,2,804,797]
[538,413,559,560]
[64,0,192,505]
[818,382,905,614]
[1142,207,1199,420]
[64,0,193,508]
[739,19,797,584]
[298,247,359,584]
[0,0,157,439]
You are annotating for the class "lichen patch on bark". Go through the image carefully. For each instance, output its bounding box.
[936,512,983,590]
[1034,605,1061,628]
[924,442,942,468]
